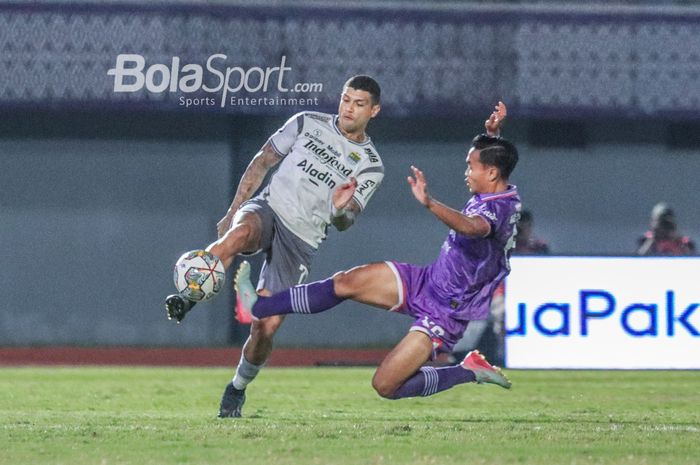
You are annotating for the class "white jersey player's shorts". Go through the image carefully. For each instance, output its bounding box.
[237,196,316,293]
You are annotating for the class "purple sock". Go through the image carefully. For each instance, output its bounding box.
[389,365,476,399]
[252,278,346,319]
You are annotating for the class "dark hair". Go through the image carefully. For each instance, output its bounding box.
[471,134,519,180]
[519,209,533,223]
[344,75,381,105]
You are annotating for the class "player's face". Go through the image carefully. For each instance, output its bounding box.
[465,148,492,194]
[337,87,380,135]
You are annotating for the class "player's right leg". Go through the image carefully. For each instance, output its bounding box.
[461,350,511,389]
[371,331,434,398]
[233,261,399,321]
[218,293,284,418]
[373,333,510,400]
[221,214,314,418]
[207,210,263,270]
[165,211,263,322]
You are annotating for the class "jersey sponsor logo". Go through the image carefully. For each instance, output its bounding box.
[325,144,342,158]
[304,131,324,145]
[303,132,341,159]
[356,179,376,196]
[364,147,379,163]
[482,210,498,222]
[302,140,352,176]
[297,159,337,189]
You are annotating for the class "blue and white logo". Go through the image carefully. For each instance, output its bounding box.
[505,256,700,369]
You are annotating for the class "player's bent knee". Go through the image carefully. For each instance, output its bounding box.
[249,316,284,340]
[227,223,253,245]
[332,271,350,297]
[218,223,256,255]
[332,270,361,299]
[371,375,398,399]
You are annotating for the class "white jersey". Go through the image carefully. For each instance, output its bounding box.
[263,111,384,248]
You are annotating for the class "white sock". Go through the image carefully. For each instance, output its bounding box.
[232,355,264,390]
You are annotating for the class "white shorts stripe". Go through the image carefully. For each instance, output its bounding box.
[384,261,404,312]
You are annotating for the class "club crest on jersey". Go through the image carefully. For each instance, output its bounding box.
[348,152,361,164]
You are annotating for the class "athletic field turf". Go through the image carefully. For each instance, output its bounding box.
[1,367,698,465]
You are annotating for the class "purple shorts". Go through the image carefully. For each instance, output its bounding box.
[386,261,470,357]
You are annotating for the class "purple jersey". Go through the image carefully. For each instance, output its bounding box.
[388,186,521,355]
[427,186,521,321]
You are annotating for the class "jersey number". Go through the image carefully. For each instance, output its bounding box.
[298,264,309,285]
[504,212,521,270]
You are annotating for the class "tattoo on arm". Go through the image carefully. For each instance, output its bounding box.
[227,142,282,213]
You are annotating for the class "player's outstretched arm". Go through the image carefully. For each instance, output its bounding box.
[407,166,490,238]
[216,142,282,237]
[484,101,507,137]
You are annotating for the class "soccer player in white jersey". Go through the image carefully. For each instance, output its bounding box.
[164,76,383,417]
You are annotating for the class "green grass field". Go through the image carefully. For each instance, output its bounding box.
[1,367,698,465]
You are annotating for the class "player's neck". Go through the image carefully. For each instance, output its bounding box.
[336,120,368,143]
[481,180,509,194]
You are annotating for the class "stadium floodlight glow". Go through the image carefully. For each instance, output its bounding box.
[505,256,700,369]
[107,54,294,107]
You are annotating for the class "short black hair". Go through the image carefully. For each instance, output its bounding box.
[519,209,533,223]
[344,75,381,105]
[471,134,519,180]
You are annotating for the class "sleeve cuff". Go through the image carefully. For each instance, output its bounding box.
[268,138,286,157]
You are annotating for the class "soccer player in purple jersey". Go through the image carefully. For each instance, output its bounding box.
[236,103,520,399]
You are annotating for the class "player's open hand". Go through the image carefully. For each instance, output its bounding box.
[332,177,358,210]
[485,101,507,137]
[407,166,431,207]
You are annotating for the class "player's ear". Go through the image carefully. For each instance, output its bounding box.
[370,103,381,118]
[488,166,499,182]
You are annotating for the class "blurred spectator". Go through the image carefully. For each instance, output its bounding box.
[514,209,549,255]
[637,203,695,256]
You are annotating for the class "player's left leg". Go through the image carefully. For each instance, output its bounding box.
[371,331,434,398]
[372,331,477,398]
[234,261,399,320]
[221,218,314,418]
[219,289,284,418]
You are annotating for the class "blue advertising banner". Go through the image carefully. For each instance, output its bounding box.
[505,256,699,369]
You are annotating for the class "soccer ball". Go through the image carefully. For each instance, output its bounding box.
[173,250,225,302]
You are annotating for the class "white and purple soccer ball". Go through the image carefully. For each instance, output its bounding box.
[173,250,225,302]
